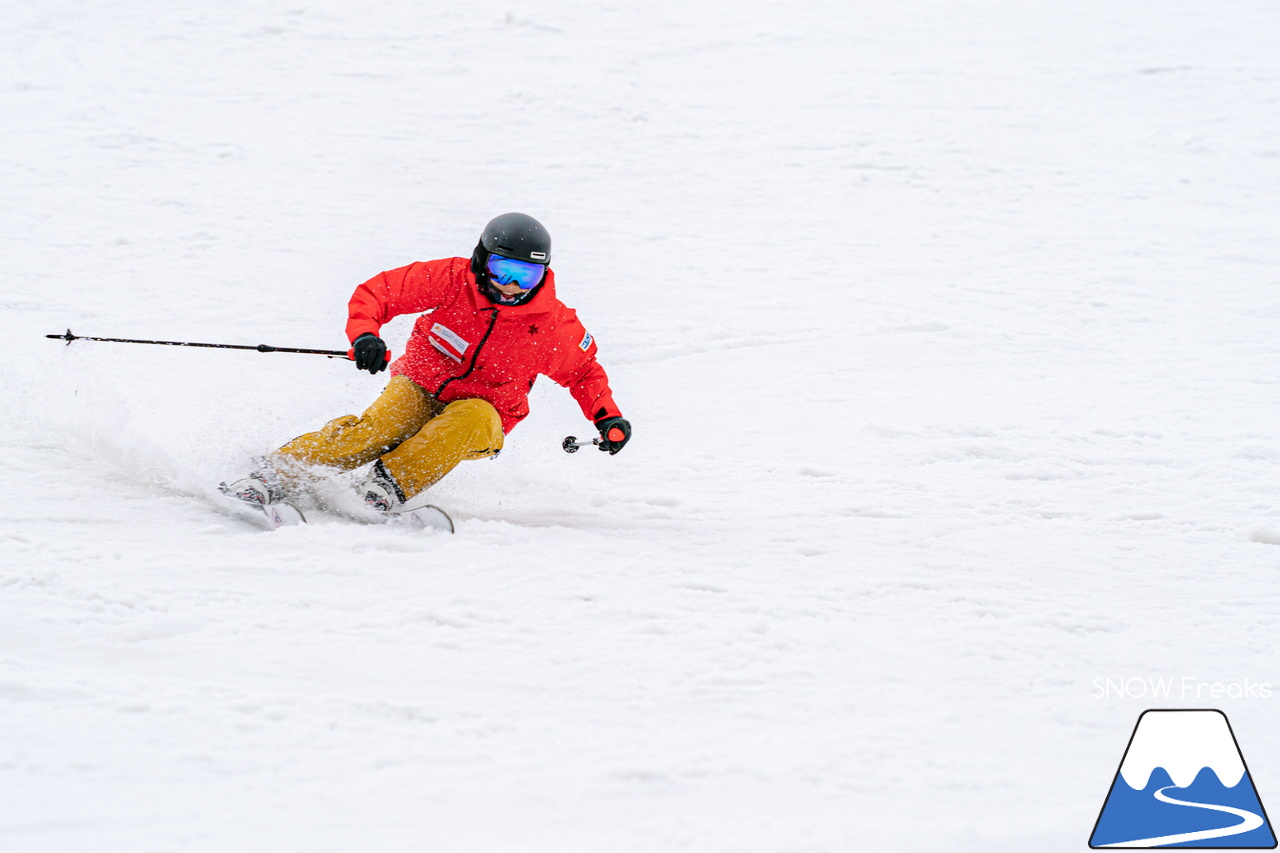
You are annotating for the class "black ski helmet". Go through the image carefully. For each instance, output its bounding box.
[471,212,551,305]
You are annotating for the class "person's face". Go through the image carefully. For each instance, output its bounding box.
[485,255,545,303]
[491,280,526,299]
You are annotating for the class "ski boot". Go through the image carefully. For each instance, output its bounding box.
[358,461,405,512]
[356,462,453,533]
[221,473,285,506]
[219,470,305,528]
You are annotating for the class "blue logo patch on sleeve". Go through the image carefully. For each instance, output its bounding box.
[580,332,593,352]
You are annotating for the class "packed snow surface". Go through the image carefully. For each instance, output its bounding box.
[3,1,1280,851]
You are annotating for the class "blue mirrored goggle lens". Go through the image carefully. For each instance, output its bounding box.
[486,255,546,290]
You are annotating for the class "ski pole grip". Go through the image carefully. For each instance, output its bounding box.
[345,348,392,362]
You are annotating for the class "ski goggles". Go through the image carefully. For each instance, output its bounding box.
[486,254,546,290]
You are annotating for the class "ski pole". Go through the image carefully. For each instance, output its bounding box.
[45,328,386,361]
[562,436,604,453]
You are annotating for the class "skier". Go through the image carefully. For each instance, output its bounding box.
[224,212,630,513]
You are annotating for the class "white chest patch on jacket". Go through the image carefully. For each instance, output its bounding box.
[429,338,463,362]
[431,322,470,357]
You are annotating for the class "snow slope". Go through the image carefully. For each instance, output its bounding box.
[3,1,1280,850]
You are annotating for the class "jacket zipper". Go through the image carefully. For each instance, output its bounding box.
[434,307,499,398]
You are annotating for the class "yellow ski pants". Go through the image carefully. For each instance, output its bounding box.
[272,376,503,500]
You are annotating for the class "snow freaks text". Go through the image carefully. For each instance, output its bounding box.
[1093,677,1273,700]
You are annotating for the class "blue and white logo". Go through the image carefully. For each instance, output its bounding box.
[1090,709,1276,848]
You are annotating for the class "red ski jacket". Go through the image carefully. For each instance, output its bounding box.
[345,258,622,434]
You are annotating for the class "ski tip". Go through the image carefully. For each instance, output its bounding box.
[427,504,455,534]
[265,503,307,528]
[397,504,454,534]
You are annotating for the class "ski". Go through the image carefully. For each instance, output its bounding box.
[389,504,455,534]
[256,501,307,529]
[349,503,456,533]
[217,481,451,533]
[218,484,307,529]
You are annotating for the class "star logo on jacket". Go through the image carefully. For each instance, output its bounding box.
[528,325,540,335]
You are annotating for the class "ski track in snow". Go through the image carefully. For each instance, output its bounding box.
[3,1,1280,851]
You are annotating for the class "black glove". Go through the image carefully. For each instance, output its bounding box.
[352,333,388,374]
[595,416,631,455]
